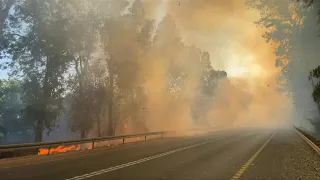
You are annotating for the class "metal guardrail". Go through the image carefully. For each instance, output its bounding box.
[0,131,169,154]
[294,126,320,155]
[0,127,221,157]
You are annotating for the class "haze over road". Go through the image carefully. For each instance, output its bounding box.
[0,128,320,180]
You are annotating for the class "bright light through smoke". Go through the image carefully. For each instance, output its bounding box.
[142,0,292,128]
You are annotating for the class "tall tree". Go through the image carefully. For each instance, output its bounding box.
[5,0,70,142]
[99,0,154,135]
[246,0,307,103]
[56,0,110,139]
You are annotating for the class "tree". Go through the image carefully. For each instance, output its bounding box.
[309,65,320,104]
[246,0,304,63]
[297,0,320,106]
[152,15,185,94]
[245,0,308,105]
[68,55,109,138]
[99,0,154,135]
[63,1,102,139]
[192,51,228,125]
[4,0,71,142]
[0,79,27,140]
[249,1,320,107]
[247,0,320,135]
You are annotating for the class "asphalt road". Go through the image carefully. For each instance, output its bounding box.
[0,127,320,180]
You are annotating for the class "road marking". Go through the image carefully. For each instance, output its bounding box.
[65,134,236,180]
[230,132,275,180]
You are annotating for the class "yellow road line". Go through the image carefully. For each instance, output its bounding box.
[230,132,275,180]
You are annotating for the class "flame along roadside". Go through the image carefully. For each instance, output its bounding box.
[37,136,145,155]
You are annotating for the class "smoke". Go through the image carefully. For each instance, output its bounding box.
[84,0,320,137]
[132,0,293,132]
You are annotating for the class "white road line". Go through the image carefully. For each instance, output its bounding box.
[65,134,237,180]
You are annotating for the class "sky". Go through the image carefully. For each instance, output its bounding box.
[0,59,9,79]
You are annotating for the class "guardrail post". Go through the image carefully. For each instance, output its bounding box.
[47,147,51,155]
[92,142,95,149]
[145,136,147,140]
[123,138,125,144]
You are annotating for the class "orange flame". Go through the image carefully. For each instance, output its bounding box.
[38,145,81,155]
[37,135,155,155]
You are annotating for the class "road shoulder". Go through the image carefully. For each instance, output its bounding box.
[240,129,320,180]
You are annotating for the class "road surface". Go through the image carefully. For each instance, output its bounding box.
[0,127,319,180]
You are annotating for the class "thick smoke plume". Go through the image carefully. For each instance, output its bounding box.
[135,0,293,132]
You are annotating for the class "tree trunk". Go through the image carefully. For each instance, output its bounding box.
[107,73,114,136]
[80,129,86,139]
[75,57,88,139]
[97,119,101,137]
[34,119,43,142]
[33,61,51,143]
[36,59,52,142]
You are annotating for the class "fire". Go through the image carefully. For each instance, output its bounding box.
[37,135,155,155]
[38,145,81,155]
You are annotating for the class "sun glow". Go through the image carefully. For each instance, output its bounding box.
[227,65,247,77]
[225,53,267,78]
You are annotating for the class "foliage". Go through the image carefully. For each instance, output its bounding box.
[0,79,28,138]
[245,0,315,105]
[3,0,72,141]
[0,0,15,35]
[309,65,320,104]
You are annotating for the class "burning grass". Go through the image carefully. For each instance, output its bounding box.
[37,135,161,155]
[38,145,81,155]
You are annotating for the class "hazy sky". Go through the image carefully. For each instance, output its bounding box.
[0,59,9,79]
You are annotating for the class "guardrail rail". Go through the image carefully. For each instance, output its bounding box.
[294,126,320,155]
[0,131,169,158]
[0,127,221,159]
